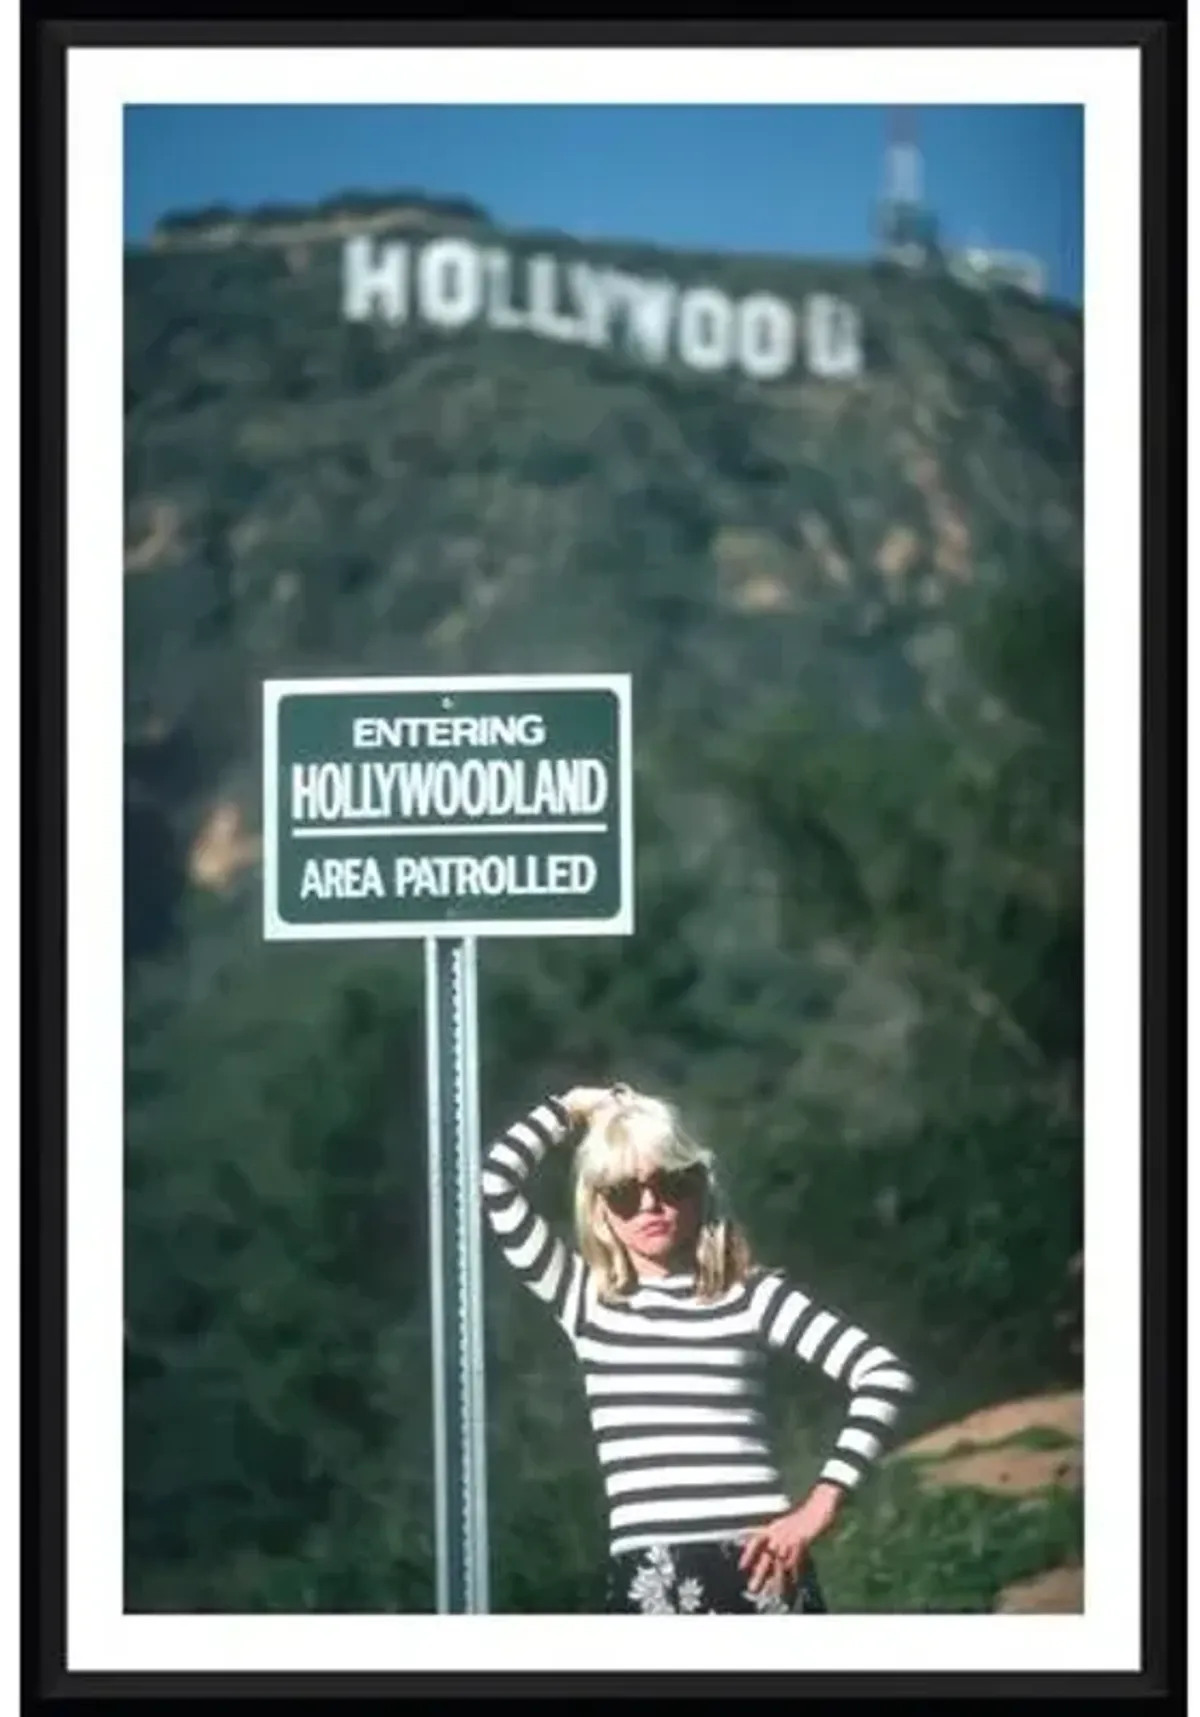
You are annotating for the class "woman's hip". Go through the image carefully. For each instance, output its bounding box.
[605,1536,828,1615]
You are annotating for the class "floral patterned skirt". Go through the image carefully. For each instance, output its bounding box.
[605,1538,828,1615]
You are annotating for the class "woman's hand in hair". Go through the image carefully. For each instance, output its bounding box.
[560,1087,620,1127]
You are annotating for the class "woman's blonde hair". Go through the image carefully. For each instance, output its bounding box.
[571,1085,754,1304]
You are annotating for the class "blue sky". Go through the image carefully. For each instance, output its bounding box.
[124,104,1083,303]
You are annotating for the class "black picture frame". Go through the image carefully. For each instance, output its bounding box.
[26,13,1182,1706]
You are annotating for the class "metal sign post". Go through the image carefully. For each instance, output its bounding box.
[262,673,633,1613]
[424,934,489,1613]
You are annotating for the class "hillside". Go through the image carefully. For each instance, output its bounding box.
[123,197,1083,1614]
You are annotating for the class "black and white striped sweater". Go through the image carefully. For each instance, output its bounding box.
[482,1095,918,1558]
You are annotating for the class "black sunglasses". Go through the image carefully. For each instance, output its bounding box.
[601,1166,703,1220]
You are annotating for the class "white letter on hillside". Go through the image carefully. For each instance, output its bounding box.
[806,294,863,379]
[418,238,484,329]
[527,254,586,343]
[342,237,410,324]
[736,293,796,381]
[615,273,677,365]
[567,263,618,349]
[483,247,528,333]
[677,287,734,373]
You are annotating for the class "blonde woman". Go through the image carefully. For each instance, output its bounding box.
[481,1082,918,1615]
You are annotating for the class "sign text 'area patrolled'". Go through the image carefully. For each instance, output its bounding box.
[262,674,633,939]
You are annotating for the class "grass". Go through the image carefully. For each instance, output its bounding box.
[814,1459,1083,1614]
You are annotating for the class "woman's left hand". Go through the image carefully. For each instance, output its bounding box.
[738,1483,845,1596]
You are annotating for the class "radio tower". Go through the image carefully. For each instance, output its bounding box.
[877,106,937,267]
[888,106,922,207]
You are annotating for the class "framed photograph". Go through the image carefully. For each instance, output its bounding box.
[28,16,1179,1705]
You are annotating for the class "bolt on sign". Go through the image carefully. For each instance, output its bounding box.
[262,674,633,940]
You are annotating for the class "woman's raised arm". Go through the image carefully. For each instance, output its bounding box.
[480,1093,592,1336]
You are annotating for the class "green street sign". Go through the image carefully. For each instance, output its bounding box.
[262,674,633,940]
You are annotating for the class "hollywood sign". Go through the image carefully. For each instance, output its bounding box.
[341,235,864,383]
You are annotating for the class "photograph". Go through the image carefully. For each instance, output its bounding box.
[122,95,1084,1618]
[47,26,1167,1699]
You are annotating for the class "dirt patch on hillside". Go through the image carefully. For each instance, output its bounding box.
[901,1391,1081,1461]
[126,500,182,574]
[896,1391,1082,1498]
[996,1564,1083,1613]
[896,1392,1084,1614]
[918,1442,1081,1496]
[188,801,261,892]
[876,525,920,583]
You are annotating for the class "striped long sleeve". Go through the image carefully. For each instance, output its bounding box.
[755,1270,917,1495]
[481,1096,587,1337]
